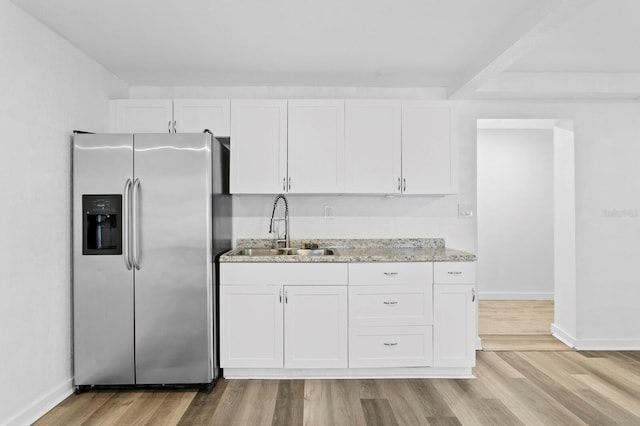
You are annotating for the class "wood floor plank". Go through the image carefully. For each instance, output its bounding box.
[329,380,367,426]
[208,379,248,425]
[479,300,553,335]
[177,380,228,426]
[113,390,171,425]
[271,380,304,426]
[142,390,197,425]
[34,391,115,425]
[572,373,640,418]
[227,379,279,426]
[360,398,399,426]
[475,352,584,425]
[78,391,144,425]
[303,379,331,426]
[377,379,431,425]
[498,351,616,425]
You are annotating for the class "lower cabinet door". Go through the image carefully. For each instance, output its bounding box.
[433,284,476,367]
[220,285,284,368]
[349,326,433,368]
[284,286,348,369]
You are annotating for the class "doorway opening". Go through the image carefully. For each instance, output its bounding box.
[476,119,576,350]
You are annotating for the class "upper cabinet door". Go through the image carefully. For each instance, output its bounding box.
[112,99,174,133]
[401,101,456,194]
[172,99,230,136]
[230,100,288,194]
[345,100,402,194]
[288,100,345,193]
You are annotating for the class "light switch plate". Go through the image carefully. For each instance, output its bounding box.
[458,203,474,218]
[323,205,334,219]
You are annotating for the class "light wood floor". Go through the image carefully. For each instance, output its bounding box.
[480,300,570,351]
[35,301,640,425]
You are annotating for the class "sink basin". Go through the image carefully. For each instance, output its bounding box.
[229,247,335,256]
[279,248,335,256]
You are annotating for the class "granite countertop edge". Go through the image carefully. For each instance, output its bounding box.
[219,239,476,263]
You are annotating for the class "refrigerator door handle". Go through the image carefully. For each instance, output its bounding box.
[123,179,133,270]
[132,178,141,270]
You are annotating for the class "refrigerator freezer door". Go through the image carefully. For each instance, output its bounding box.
[73,134,135,385]
[133,133,213,384]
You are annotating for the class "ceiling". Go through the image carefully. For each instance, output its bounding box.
[11,0,640,99]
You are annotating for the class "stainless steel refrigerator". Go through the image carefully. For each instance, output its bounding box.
[72,133,231,391]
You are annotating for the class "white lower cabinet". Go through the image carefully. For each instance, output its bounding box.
[284,286,348,369]
[220,263,348,370]
[220,260,476,376]
[219,285,283,368]
[349,326,433,368]
[433,262,477,367]
[348,262,434,368]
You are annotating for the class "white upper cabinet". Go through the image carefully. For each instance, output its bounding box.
[401,101,456,194]
[230,99,288,194]
[112,99,173,133]
[344,100,402,194]
[172,99,230,136]
[287,100,345,193]
[111,99,231,135]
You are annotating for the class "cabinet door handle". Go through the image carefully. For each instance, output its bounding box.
[472,288,476,302]
[383,342,398,347]
[403,178,407,192]
[167,121,171,133]
[397,177,401,191]
[383,272,398,277]
[288,177,291,191]
[279,289,282,303]
[282,177,286,191]
[173,120,177,133]
[383,301,398,306]
[285,289,288,304]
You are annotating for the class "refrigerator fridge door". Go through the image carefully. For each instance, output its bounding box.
[133,133,213,384]
[73,134,135,385]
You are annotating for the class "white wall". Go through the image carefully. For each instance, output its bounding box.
[457,101,640,349]
[477,129,554,299]
[0,1,128,424]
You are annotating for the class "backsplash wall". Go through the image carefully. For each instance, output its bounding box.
[232,194,476,252]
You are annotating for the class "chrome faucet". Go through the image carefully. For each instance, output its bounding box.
[269,194,290,248]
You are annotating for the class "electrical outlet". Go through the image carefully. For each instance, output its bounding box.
[458,204,474,218]
[323,205,334,219]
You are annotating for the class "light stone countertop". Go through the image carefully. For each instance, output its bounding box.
[219,238,476,263]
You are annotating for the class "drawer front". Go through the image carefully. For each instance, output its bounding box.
[221,262,348,285]
[349,262,433,285]
[349,326,433,368]
[349,285,433,327]
[433,261,476,284]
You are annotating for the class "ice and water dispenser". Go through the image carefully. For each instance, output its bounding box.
[82,195,122,255]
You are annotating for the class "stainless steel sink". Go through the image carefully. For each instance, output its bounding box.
[229,247,335,256]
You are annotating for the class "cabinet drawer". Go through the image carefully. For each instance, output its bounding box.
[221,262,348,285]
[349,326,433,368]
[349,262,433,285]
[433,261,476,284]
[349,285,432,327]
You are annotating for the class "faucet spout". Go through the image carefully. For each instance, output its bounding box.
[269,194,290,248]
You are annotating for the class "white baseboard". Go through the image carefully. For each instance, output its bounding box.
[476,336,483,350]
[573,338,640,351]
[4,379,73,426]
[551,323,576,348]
[550,324,640,350]
[478,291,554,300]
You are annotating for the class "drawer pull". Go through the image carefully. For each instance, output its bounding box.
[383,272,398,277]
[383,301,398,306]
[383,342,398,347]
[447,271,462,275]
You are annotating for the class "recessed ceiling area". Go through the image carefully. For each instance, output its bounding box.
[11,0,640,99]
